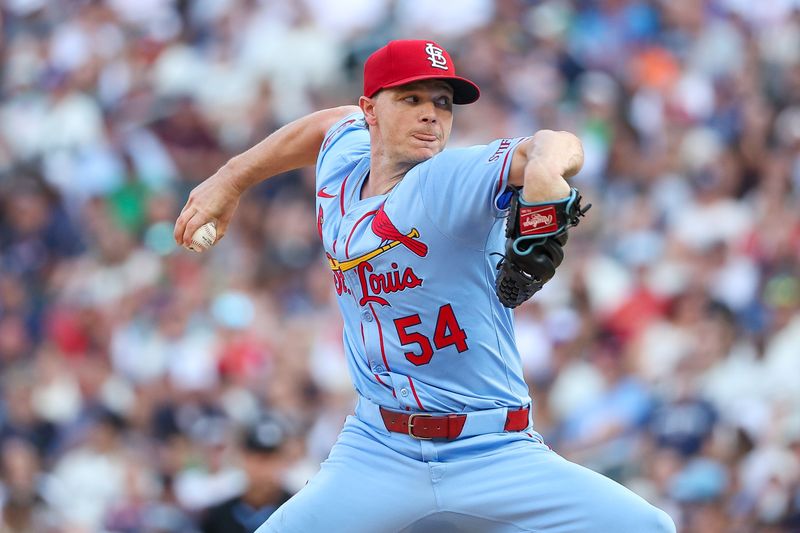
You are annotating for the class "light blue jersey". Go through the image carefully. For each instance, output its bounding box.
[316,113,527,413]
[258,113,676,533]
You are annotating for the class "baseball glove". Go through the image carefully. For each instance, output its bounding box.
[495,187,590,308]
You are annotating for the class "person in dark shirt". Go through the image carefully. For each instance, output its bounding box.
[201,415,293,533]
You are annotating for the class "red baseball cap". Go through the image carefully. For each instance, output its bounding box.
[363,40,480,105]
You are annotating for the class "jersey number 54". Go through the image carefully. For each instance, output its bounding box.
[393,304,468,366]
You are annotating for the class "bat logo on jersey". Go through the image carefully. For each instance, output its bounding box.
[425,43,448,70]
[371,207,428,257]
[328,206,427,306]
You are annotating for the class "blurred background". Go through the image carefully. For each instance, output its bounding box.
[1,0,799,532]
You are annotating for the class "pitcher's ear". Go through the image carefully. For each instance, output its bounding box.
[359,95,378,127]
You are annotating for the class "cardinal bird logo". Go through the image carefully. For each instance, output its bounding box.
[327,204,427,306]
[370,205,428,257]
[327,204,427,273]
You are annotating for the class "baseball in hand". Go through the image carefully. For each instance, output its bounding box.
[187,222,217,252]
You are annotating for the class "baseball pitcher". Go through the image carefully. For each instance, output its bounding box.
[175,40,675,533]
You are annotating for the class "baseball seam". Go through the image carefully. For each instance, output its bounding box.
[189,224,216,251]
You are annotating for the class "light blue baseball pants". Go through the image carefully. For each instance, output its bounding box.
[257,398,676,533]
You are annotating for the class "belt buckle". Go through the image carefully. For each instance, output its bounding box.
[407,413,434,440]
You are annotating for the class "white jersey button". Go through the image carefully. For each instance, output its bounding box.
[362,311,373,322]
[374,365,385,373]
[399,388,409,397]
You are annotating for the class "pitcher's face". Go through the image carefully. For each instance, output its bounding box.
[365,80,454,166]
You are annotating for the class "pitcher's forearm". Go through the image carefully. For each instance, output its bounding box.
[521,130,583,203]
[173,105,359,247]
[222,105,361,193]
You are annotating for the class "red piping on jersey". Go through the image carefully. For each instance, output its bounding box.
[495,140,516,196]
[345,209,377,259]
[332,239,337,254]
[407,376,425,411]
[369,303,391,372]
[322,119,356,151]
[339,171,350,216]
[374,373,392,390]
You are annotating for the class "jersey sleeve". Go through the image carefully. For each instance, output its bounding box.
[418,137,528,246]
[316,112,369,184]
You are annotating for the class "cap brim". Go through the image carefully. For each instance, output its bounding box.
[379,74,480,105]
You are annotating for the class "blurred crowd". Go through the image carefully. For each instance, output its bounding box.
[1,0,799,532]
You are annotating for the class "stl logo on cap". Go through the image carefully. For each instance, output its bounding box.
[425,43,448,70]
[363,39,480,104]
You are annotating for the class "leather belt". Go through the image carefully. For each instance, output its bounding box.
[379,406,530,440]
